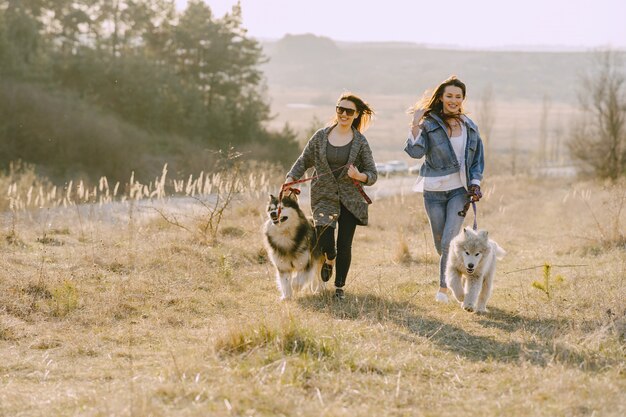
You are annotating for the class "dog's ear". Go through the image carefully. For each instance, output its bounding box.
[463,227,472,237]
[478,230,488,240]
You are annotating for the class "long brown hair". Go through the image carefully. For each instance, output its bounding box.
[410,75,467,128]
[332,92,375,132]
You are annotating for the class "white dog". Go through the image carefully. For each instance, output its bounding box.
[262,193,324,300]
[446,227,506,313]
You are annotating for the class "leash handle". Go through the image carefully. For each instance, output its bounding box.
[458,201,471,217]
[471,201,477,230]
[458,200,478,230]
[351,179,372,204]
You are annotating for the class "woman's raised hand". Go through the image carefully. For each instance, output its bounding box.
[412,108,425,126]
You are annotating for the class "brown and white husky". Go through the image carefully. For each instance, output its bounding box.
[262,193,325,300]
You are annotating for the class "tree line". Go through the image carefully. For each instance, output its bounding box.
[0,0,300,182]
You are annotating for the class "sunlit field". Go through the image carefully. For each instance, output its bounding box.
[1,164,624,416]
[1,1,624,414]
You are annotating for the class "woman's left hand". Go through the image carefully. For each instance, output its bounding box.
[347,164,361,180]
[468,184,482,201]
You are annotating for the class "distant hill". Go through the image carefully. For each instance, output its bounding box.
[261,35,624,103]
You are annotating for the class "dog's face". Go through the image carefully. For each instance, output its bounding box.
[266,193,299,225]
[459,228,490,274]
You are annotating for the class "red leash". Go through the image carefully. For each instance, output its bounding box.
[350,179,372,204]
[276,164,372,221]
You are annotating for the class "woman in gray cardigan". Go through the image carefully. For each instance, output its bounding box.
[285,93,378,300]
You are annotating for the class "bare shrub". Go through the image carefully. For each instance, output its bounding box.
[568,50,626,179]
[153,149,253,243]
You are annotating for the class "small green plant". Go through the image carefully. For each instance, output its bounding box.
[51,280,79,317]
[532,262,565,299]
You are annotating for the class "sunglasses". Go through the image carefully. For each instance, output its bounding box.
[336,106,357,117]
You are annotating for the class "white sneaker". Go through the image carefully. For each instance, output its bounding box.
[435,291,449,303]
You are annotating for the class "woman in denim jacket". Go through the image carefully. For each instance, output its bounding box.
[404,76,485,303]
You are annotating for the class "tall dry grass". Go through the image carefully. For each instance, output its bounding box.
[2,162,278,210]
[0,169,624,416]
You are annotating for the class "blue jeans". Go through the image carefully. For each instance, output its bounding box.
[423,187,469,288]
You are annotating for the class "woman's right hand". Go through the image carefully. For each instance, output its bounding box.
[412,108,425,126]
[410,108,425,139]
[282,177,299,196]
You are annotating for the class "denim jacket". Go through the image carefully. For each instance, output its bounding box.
[404,113,484,186]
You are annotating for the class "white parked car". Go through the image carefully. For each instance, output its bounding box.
[386,160,409,174]
[408,163,422,174]
[375,162,392,175]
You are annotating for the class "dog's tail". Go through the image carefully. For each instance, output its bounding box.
[493,242,506,260]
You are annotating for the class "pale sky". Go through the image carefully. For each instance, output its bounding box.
[175,0,626,50]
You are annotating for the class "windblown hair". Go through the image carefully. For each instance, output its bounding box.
[410,75,467,129]
[331,92,375,132]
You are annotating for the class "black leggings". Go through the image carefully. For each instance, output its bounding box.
[315,204,359,288]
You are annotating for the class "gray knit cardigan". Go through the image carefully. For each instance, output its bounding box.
[287,125,378,228]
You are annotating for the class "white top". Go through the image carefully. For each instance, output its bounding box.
[423,124,466,191]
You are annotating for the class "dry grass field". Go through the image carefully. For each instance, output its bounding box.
[0,169,624,416]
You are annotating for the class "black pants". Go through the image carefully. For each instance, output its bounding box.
[315,204,359,288]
